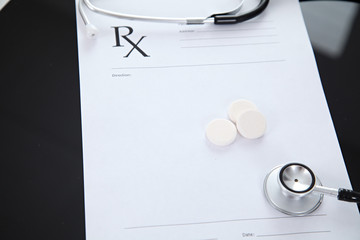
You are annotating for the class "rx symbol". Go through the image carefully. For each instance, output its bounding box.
[112,26,150,58]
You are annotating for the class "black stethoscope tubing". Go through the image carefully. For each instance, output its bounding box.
[79,0,270,38]
[212,0,269,24]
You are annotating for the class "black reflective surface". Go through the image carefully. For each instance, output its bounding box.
[301,1,360,202]
[0,1,359,239]
[1,1,84,239]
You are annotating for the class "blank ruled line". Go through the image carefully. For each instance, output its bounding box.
[241,20,274,24]
[179,34,278,41]
[112,59,285,70]
[178,21,275,35]
[256,230,331,238]
[181,42,280,49]
[197,27,276,33]
[124,214,327,230]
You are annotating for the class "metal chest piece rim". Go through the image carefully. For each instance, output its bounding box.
[263,165,324,216]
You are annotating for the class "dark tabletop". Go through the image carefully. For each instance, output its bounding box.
[1,1,359,239]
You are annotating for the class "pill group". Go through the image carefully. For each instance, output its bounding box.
[206,99,267,146]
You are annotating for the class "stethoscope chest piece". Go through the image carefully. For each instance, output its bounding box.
[264,164,324,216]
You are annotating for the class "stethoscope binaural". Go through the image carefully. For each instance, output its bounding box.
[78,0,270,38]
[264,163,360,216]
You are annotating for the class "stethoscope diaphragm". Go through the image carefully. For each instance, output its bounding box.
[263,164,323,216]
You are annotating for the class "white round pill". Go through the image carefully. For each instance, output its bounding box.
[236,110,266,139]
[206,119,237,146]
[228,99,258,123]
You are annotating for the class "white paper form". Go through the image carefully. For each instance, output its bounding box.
[76,0,360,239]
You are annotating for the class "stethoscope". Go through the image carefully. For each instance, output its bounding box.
[78,0,270,38]
[264,163,360,216]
